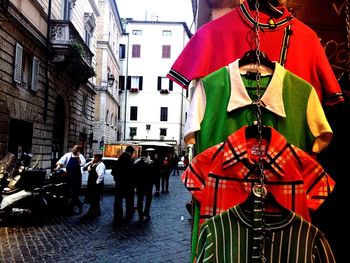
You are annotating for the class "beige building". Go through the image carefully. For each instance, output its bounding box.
[92,0,123,155]
[0,0,99,170]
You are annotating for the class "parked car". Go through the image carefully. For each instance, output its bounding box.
[81,157,117,188]
[178,156,186,170]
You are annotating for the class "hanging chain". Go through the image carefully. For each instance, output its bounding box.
[252,1,266,262]
[253,0,265,188]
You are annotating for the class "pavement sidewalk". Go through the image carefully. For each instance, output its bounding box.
[0,174,192,263]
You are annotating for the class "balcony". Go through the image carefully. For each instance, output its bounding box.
[50,20,95,85]
[160,88,169,94]
[130,88,139,93]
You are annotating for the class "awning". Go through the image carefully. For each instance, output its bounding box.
[137,141,175,148]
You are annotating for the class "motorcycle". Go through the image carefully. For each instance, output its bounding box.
[44,168,72,216]
[0,153,49,225]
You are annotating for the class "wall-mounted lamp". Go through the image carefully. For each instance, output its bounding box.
[107,73,115,87]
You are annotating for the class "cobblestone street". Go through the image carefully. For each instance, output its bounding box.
[0,173,192,263]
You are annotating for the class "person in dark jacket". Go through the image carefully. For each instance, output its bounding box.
[161,155,172,193]
[134,151,154,221]
[151,153,162,196]
[111,146,135,224]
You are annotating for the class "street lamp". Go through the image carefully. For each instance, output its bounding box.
[107,73,115,87]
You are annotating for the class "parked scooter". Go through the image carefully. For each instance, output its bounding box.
[0,153,48,225]
[44,168,72,215]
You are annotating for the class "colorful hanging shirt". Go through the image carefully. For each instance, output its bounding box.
[184,59,332,154]
[167,1,343,105]
[196,205,336,263]
[182,126,335,225]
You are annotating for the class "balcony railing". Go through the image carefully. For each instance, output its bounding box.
[50,20,95,85]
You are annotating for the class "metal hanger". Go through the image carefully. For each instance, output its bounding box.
[247,0,284,18]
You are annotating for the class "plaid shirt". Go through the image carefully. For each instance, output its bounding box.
[182,126,335,225]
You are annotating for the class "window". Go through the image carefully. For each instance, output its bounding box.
[162,45,171,58]
[13,43,23,84]
[160,107,168,122]
[130,127,137,137]
[146,124,151,130]
[132,30,142,35]
[160,128,167,136]
[84,13,95,48]
[13,43,40,92]
[84,30,92,47]
[30,57,40,91]
[118,106,121,120]
[127,76,143,92]
[130,106,138,121]
[132,44,141,58]
[119,76,125,90]
[82,95,88,117]
[157,77,173,93]
[162,30,172,36]
[21,51,31,88]
[63,0,73,20]
[111,113,114,126]
[119,44,126,59]
[105,110,109,124]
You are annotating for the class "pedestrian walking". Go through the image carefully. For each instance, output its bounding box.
[134,151,154,221]
[56,144,86,214]
[111,146,135,224]
[83,153,105,219]
[172,154,180,176]
[151,153,162,196]
[161,156,171,193]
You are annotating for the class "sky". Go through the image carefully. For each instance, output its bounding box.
[115,0,195,31]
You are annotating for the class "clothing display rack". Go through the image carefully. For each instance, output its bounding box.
[177,0,339,262]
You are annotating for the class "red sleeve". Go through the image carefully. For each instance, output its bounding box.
[181,147,214,202]
[296,146,335,211]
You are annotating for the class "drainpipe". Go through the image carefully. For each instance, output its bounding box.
[123,32,130,140]
[43,0,52,122]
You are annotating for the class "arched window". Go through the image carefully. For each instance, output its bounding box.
[105,110,109,124]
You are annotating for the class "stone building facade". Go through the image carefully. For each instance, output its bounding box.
[0,0,98,170]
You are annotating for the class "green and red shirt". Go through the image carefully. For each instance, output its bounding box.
[184,60,332,154]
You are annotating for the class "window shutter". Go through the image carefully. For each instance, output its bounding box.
[126,76,131,90]
[169,79,173,91]
[119,76,125,90]
[119,44,126,59]
[157,77,162,90]
[139,76,143,90]
[30,57,40,91]
[13,43,23,84]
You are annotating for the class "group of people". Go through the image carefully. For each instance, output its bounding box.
[112,146,181,224]
[55,144,184,223]
[55,144,106,219]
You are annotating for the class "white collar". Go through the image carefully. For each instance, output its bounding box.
[227,59,287,118]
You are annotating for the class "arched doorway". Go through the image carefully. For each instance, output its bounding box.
[52,96,66,168]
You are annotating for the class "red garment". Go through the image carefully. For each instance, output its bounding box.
[182,126,335,225]
[167,2,343,105]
